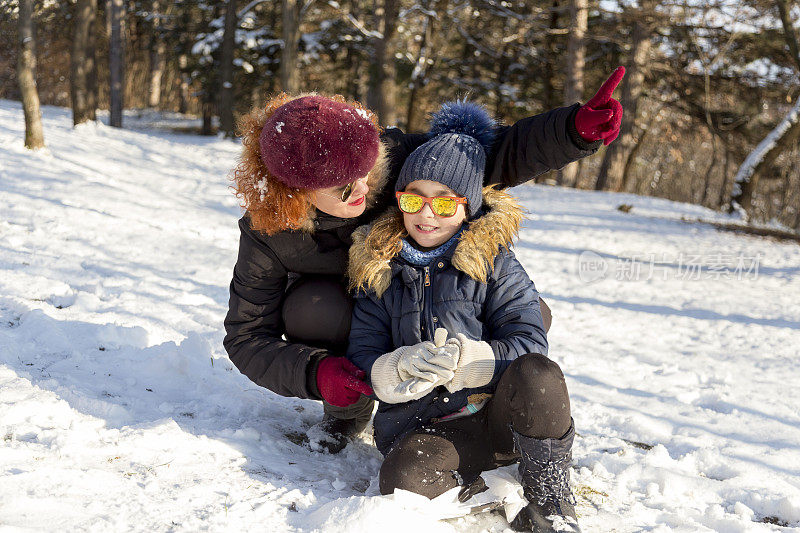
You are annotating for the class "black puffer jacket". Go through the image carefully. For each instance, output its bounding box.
[223,104,598,400]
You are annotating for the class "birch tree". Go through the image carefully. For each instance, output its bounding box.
[728,0,800,217]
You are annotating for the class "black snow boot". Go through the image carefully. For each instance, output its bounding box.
[509,423,581,533]
[309,413,370,454]
[298,396,373,454]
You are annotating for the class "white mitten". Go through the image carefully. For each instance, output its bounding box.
[398,328,459,383]
[444,333,496,393]
[371,342,441,403]
[370,331,460,404]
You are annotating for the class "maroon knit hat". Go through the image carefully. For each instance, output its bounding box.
[259,95,380,190]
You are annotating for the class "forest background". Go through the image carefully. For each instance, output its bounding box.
[3,0,800,231]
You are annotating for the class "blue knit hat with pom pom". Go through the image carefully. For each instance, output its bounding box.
[395,100,496,216]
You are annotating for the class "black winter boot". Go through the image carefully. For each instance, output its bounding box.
[305,395,374,453]
[309,413,370,453]
[509,423,581,533]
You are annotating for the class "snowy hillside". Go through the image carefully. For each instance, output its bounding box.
[1,100,799,532]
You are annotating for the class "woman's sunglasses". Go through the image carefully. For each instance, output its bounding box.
[395,192,468,217]
[316,179,360,203]
[338,180,356,202]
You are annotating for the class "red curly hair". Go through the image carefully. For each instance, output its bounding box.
[231,93,387,235]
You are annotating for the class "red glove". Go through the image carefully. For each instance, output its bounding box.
[574,66,625,145]
[316,356,374,407]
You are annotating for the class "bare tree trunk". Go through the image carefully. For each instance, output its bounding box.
[345,44,361,102]
[280,0,301,93]
[775,143,795,221]
[405,13,432,132]
[776,0,800,72]
[405,0,449,132]
[87,8,98,119]
[558,0,587,187]
[541,0,560,112]
[494,44,511,118]
[716,145,732,209]
[201,94,215,136]
[699,132,718,206]
[71,0,97,125]
[367,0,399,126]
[595,6,652,191]
[108,0,125,128]
[698,70,719,206]
[148,0,166,108]
[178,53,190,114]
[342,1,360,102]
[17,0,45,149]
[219,0,238,137]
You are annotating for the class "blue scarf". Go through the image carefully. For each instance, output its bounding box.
[399,228,465,266]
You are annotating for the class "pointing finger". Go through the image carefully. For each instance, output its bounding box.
[586,66,625,107]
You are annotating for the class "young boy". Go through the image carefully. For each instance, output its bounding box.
[346,101,581,532]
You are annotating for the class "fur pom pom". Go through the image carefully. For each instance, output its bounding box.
[428,100,497,152]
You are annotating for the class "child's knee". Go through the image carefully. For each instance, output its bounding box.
[379,433,460,499]
[501,353,572,438]
[507,353,566,391]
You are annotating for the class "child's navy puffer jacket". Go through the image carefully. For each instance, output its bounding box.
[346,187,548,455]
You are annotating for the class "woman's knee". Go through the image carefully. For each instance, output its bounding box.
[281,276,353,349]
[379,433,460,499]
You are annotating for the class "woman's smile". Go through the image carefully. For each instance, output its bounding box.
[348,195,366,207]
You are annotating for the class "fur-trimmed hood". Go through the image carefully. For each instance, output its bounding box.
[348,186,525,297]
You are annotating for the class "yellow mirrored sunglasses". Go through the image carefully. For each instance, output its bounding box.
[395,192,468,217]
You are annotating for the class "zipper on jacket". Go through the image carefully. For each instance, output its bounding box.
[420,265,431,336]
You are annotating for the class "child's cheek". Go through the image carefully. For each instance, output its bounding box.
[402,213,416,234]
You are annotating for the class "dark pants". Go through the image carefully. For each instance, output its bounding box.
[379,353,572,499]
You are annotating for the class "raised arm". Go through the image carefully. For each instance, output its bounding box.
[381,67,625,191]
[489,67,626,187]
[381,107,598,191]
[486,104,600,188]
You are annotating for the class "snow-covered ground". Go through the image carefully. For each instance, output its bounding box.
[1,100,799,532]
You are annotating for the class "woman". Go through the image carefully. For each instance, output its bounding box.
[223,68,624,453]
